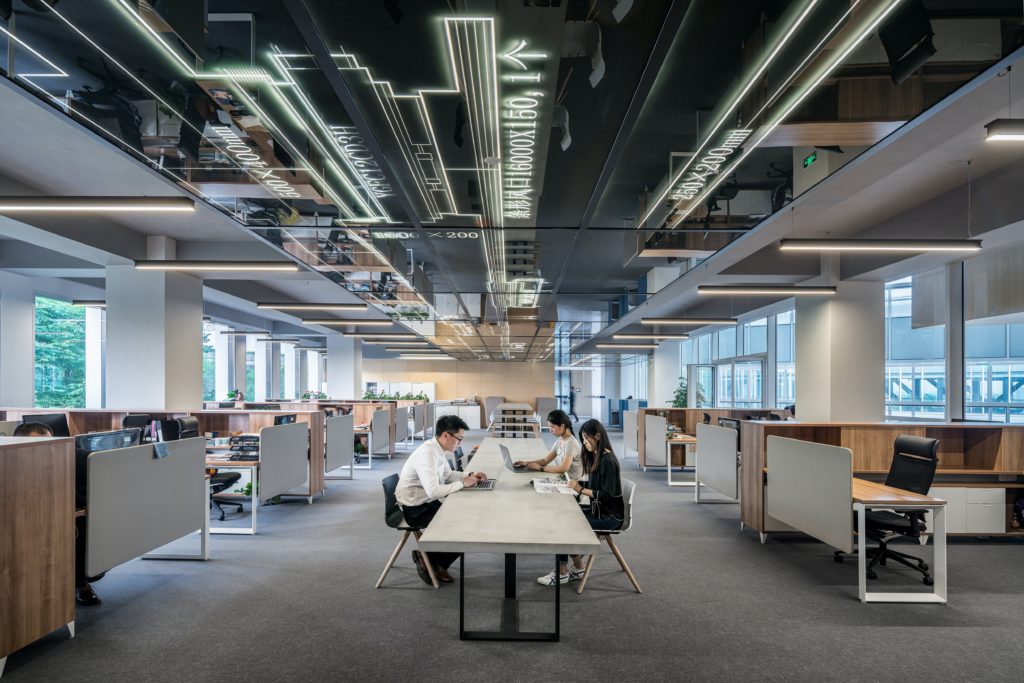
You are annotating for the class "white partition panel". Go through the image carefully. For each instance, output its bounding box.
[644,414,667,467]
[765,436,853,553]
[412,404,427,437]
[623,411,638,456]
[325,414,354,472]
[370,409,391,455]
[696,423,739,499]
[259,422,309,503]
[395,407,409,442]
[87,438,206,577]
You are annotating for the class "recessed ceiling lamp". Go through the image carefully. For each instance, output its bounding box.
[134,261,299,272]
[697,285,836,295]
[612,333,688,340]
[0,196,195,213]
[779,238,982,252]
[71,300,105,307]
[641,317,738,326]
[257,302,368,311]
[303,319,394,327]
[596,343,658,349]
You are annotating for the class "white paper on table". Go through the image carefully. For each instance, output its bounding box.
[532,477,576,495]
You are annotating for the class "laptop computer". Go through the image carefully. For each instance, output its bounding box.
[501,445,530,473]
[464,477,496,491]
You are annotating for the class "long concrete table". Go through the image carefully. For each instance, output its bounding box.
[419,437,600,642]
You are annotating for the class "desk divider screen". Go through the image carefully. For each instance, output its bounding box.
[412,404,426,437]
[623,411,638,455]
[395,407,409,442]
[696,423,739,499]
[325,414,354,472]
[765,436,854,553]
[86,437,205,577]
[370,409,391,455]
[644,414,668,467]
[259,422,310,503]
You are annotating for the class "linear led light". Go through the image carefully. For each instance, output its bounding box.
[256,302,368,311]
[254,338,302,344]
[134,261,299,272]
[641,318,738,326]
[554,366,598,371]
[985,118,1024,141]
[698,285,836,296]
[596,343,658,349]
[779,238,982,252]
[400,354,455,360]
[381,342,432,347]
[71,300,105,307]
[344,333,417,339]
[612,333,688,340]
[219,330,270,336]
[302,319,395,327]
[0,196,195,213]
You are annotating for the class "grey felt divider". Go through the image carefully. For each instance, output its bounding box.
[644,414,668,467]
[696,423,739,499]
[370,409,391,455]
[395,407,409,442]
[325,414,354,472]
[412,404,427,437]
[624,411,638,455]
[86,437,206,577]
[259,422,309,503]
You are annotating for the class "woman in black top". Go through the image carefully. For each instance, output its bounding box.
[569,419,624,530]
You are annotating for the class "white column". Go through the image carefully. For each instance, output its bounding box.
[650,340,682,408]
[269,342,281,399]
[233,336,247,396]
[795,281,885,421]
[254,340,269,401]
[105,265,203,409]
[85,306,105,408]
[215,326,231,402]
[298,350,309,396]
[326,335,362,399]
[945,263,964,421]
[0,279,35,407]
[283,343,297,399]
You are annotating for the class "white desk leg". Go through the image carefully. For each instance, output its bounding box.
[210,466,258,535]
[67,621,74,638]
[934,504,947,603]
[1,656,6,677]
[856,503,867,603]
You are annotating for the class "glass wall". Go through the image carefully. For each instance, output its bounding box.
[884,276,946,419]
[202,322,216,401]
[34,296,86,408]
[776,311,795,406]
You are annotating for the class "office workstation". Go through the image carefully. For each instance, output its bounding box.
[4,0,1024,678]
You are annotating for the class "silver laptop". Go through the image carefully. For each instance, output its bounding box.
[501,444,529,473]
[464,477,496,491]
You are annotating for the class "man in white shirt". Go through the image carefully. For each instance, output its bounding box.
[396,415,487,585]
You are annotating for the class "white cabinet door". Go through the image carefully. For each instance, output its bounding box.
[927,487,966,533]
[965,502,1005,534]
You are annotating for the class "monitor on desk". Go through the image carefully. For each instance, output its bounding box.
[75,428,141,455]
[217,402,235,409]
[274,414,297,425]
[25,413,71,437]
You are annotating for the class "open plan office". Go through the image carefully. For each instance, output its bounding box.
[2,0,1024,680]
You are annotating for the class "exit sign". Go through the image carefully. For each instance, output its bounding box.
[803,151,817,168]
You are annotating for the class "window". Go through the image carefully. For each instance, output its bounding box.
[717,327,736,360]
[885,275,945,419]
[964,323,1024,423]
[202,322,216,401]
[776,310,796,405]
[34,296,86,408]
[743,318,768,355]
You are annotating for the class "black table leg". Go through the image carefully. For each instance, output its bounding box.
[458,553,561,642]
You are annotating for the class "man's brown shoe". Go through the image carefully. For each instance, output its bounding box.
[435,566,454,583]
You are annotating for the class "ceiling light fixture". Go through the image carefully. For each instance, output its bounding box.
[134,261,300,272]
[0,196,195,213]
[344,333,417,339]
[985,118,1024,141]
[596,343,658,349]
[612,333,688,340]
[779,238,982,252]
[554,366,598,371]
[71,300,105,307]
[302,319,394,327]
[400,354,455,360]
[219,330,270,336]
[698,285,836,295]
[641,317,738,326]
[256,302,368,311]
[255,337,302,344]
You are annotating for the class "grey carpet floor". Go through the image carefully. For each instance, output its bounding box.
[6,429,1024,682]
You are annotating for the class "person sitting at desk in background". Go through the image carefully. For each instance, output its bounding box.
[14,422,105,606]
[396,415,487,585]
[516,410,586,585]
[538,418,625,586]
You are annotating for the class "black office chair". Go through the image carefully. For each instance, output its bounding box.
[208,469,244,521]
[835,435,939,585]
[702,412,711,425]
[122,414,154,441]
[375,474,439,589]
[177,416,200,439]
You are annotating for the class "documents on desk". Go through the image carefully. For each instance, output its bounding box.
[532,477,575,494]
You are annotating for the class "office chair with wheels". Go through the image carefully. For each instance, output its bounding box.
[375,474,440,589]
[702,413,711,425]
[208,469,244,520]
[835,435,939,584]
[577,478,642,595]
[122,414,154,441]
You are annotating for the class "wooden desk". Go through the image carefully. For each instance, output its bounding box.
[635,408,785,467]
[852,479,947,604]
[419,438,600,641]
[1,437,75,674]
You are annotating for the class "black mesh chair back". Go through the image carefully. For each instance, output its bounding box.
[122,414,153,440]
[885,435,939,494]
[768,413,782,421]
[382,474,406,529]
[702,413,711,424]
[176,416,201,440]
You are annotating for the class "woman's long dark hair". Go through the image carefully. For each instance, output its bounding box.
[579,419,616,474]
[546,409,574,436]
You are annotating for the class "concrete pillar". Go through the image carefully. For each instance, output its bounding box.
[254,340,269,401]
[0,279,35,407]
[283,343,297,399]
[650,340,682,408]
[298,350,309,396]
[215,326,231,402]
[269,342,281,399]
[85,306,105,408]
[105,265,203,409]
[945,263,964,421]
[232,336,247,396]
[326,335,362,399]
[795,281,884,421]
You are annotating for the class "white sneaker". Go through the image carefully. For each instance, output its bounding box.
[568,565,586,582]
[536,570,570,586]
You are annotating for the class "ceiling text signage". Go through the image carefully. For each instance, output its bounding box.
[212,125,301,198]
[501,39,548,222]
[669,128,753,203]
[329,125,394,199]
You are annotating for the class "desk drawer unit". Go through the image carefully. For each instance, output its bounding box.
[927,487,1005,534]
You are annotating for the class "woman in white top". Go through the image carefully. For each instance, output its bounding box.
[514,410,583,480]
[513,410,588,586]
